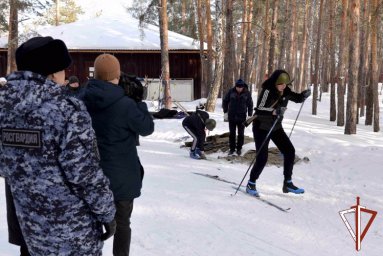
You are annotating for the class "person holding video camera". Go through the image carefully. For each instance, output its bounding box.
[83,54,154,256]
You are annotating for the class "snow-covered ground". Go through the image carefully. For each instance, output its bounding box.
[1,88,383,255]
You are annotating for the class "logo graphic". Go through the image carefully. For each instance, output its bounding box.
[339,197,378,251]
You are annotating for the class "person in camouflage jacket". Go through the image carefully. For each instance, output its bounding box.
[0,37,116,256]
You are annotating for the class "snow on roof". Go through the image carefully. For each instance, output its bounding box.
[0,16,201,51]
[37,15,200,51]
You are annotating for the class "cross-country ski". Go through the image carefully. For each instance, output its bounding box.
[192,172,291,213]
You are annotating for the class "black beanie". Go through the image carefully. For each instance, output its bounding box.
[68,75,79,84]
[235,79,246,87]
[16,36,72,76]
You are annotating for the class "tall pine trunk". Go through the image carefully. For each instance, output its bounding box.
[159,0,172,109]
[345,0,360,134]
[290,0,298,80]
[222,0,234,94]
[267,0,278,75]
[243,0,253,86]
[298,0,309,92]
[257,0,269,90]
[196,0,206,97]
[357,0,368,118]
[7,0,18,74]
[312,0,324,115]
[337,0,349,126]
[206,0,224,112]
[239,0,249,80]
[329,0,337,121]
[370,0,380,132]
[205,0,213,89]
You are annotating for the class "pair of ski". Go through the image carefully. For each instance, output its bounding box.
[193,172,291,213]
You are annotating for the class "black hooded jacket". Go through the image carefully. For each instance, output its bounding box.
[182,110,209,150]
[222,86,253,123]
[83,79,154,201]
[254,70,305,131]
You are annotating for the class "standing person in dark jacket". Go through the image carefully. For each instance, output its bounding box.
[0,36,116,255]
[246,70,311,197]
[222,79,253,156]
[182,110,216,159]
[83,53,154,256]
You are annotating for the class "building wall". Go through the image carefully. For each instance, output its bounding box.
[0,50,203,99]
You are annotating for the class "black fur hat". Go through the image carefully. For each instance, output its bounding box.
[16,36,72,76]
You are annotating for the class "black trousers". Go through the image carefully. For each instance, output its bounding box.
[113,200,134,256]
[229,120,245,151]
[5,181,31,256]
[249,126,295,182]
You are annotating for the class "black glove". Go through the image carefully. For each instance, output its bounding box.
[275,107,287,116]
[101,219,117,241]
[302,89,311,99]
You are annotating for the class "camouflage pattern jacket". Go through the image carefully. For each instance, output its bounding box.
[0,71,116,256]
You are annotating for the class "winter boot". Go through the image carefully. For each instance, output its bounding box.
[190,150,201,159]
[236,149,242,156]
[246,181,259,197]
[228,149,235,155]
[195,148,206,159]
[283,180,304,194]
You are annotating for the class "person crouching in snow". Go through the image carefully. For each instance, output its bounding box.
[182,110,216,159]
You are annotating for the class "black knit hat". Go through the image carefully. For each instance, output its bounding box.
[16,36,72,76]
[235,79,246,87]
[68,75,79,84]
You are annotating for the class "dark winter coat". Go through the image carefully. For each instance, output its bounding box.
[254,70,306,131]
[65,83,86,99]
[0,71,116,256]
[5,180,27,247]
[182,110,209,150]
[83,79,154,201]
[222,87,253,123]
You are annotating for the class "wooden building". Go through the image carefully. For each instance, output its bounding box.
[0,16,204,99]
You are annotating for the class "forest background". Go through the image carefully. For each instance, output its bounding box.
[0,0,382,134]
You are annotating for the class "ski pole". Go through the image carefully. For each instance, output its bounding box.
[288,99,305,138]
[232,115,281,196]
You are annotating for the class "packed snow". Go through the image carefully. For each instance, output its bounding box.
[1,88,383,255]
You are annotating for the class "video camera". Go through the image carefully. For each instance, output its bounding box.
[119,72,147,102]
